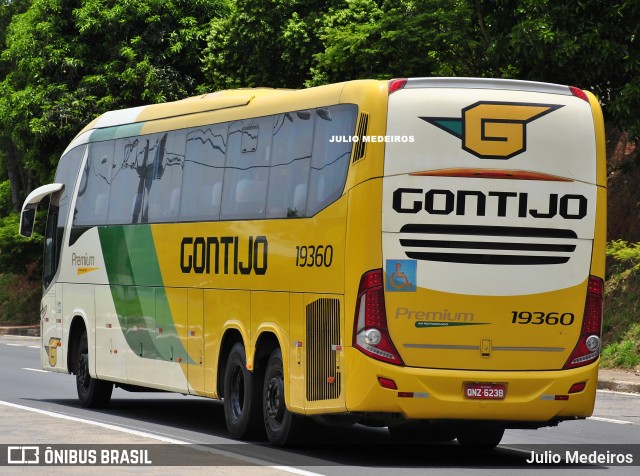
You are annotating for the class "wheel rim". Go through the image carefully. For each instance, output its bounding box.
[265,373,285,431]
[228,365,245,420]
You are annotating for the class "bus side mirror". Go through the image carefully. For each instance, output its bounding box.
[20,207,36,237]
[19,183,65,237]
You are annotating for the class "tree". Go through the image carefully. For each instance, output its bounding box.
[0,0,229,209]
[308,0,485,85]
[0,0,32,211]
[476,0,640,137]
[202,0,342,90]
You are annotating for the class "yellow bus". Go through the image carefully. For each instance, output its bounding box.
[20,78,606,447]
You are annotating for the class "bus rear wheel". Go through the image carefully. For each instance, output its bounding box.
[263,348,300,445]
[75,330,113,408]
[223,343,263,439]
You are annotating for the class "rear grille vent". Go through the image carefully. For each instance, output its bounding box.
[399,224,577,265]
[306,298,341,401]
[352,113,369,163]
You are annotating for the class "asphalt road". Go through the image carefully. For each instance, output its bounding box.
[1,335,639,475]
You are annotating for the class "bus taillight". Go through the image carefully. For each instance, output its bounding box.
[563,276,603,369]
[353,269,404,366]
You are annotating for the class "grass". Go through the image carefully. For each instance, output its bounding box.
[601,332,640,368]
[601,259,640,369]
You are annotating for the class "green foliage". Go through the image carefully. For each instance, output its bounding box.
[481,0,640,137]
[0,270,41,325]
[0,200,43,326]
[603,242,640,369]
[202,0,331,90]
[0,180,13,215]
[308,0,483,85]
[0,212,43,274]
[601,324,640,368]
[607,240,640,272]
[0,0,228,195]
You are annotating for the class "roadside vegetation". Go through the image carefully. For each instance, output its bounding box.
[0,267,40,326]
[603,241,640,369]
[0,200,42,326]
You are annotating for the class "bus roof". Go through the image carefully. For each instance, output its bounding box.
[77,83,356,136]
[62,81,374,156]
[64,77,585,157]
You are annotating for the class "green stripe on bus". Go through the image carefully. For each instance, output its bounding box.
[89,123,145,142]
[98,225,194,364]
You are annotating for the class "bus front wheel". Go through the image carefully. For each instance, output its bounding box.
[263,348,300,445]
[223,343,263,439]
[75,330,113,408]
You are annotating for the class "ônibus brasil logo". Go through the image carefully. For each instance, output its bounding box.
[420,101,563,160]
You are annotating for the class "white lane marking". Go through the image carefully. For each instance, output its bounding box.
[0,399,182,443]
[271,468,325,476]
[4,343,40,348]
[22,368,47,373]
[0,400,325,475]
[597,388,640,396]
[588,416,633,425]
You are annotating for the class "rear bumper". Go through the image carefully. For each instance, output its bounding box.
[344,347,598,424]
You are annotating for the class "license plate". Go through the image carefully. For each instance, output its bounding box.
[464,383,506,400]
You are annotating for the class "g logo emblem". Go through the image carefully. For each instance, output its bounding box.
[421,101,563,160]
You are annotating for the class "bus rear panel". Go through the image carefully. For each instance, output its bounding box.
[347,78,605,428]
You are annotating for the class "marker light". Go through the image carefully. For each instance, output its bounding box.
[568,382,587,394]
[378,377,398,390]
[569,86,589,102]
[389,79,408,94]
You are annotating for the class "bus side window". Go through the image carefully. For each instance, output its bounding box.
[147,130,186,223]
[306,105,357,216]
[235,179,267,215]
[44,145,84,287]
[266,111,314,218]
[109,137,144,225]
[211,182,222,210]
[181,124,227,221]
[74,141,114,226]
[221,118,272,220]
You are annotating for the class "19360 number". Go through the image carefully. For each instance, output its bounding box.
[511,311,575,325]
[295,245,333,268]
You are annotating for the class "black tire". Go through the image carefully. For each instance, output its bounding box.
[263,348,300,445]
[76,330,113,408]
[456,426,504,449]
[223,343,264,439]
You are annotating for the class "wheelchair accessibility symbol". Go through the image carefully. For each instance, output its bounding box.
[386,260,417,292]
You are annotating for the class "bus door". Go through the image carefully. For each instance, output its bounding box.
[40,188,66,370]
[42,283,64,370]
